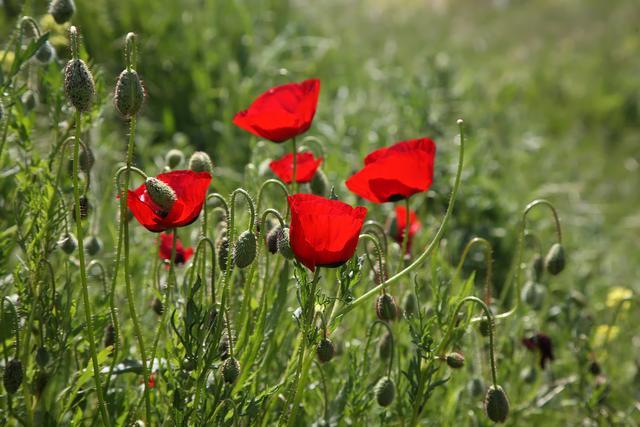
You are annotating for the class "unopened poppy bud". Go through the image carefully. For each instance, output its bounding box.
[145,177,177,212]
[189,151,214,174]
[277,227,294,260]
[21,90,37,111]
[376,294,398,322]
[217,237,229,271]
[181,357,196,372]
[467,377,484,398]
[103,323,115,349]
[218,330,234,360]
[266,226,282,254]
[316,338,335,363]
[373,262,387,285]
[49,0,75,24]
[310,169,329,196]
[378,332,392,360]
[374,376,395,407]
[165,149,184,169]
[484,385,510,423]
[3,358,23,394]
[72,195,90,222]
[233,231,257,268]
[589,360,601,376]
[478,318,492,337]
[521,281,545,310]
[35,41,55,64]
[151,297,164,316]
[220,357,240,384]
[58,232,77,254]
[520,366,537,383]
[403,292,418,316]
[64,58,95,112]
[446,352,465,369]
[34,370,49,398]
[545,243,565,275]
[68,145,95,176]
[114,69,145,118]
[530,254,544,281]
[84,235,102,256]
[35,346,50,367]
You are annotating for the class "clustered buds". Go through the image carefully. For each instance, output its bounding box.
[145,177,177,213]
[374,376,396,407]
[316,338,335,363]
[2,358,23,394]
[189,151,214,174]
[544,243,565,275]
[233,230,257,268]
[64,57,95,113]
[114,69,145,118]
[375,293,398,322]
[49,0,75,24]
[220,357,240,384]
[484,385,510,423]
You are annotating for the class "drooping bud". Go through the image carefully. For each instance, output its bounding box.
[545,243,565,275]
[103,323,115,349]
[373,261,387,285]
[277,227,294,260]
[520,366,537,384]
[402,292,418,317]
[49,0,75,24]
[266,226,283,254]
[310,169,329,197]
[67,145,95,176]
[58,232,77,254]
[3,358,23,394]
[589,360,601,376]
[217,237,229,271]
[21,90,38,112]
[84,235,102,256]
[35,346,50,367]
[316,338,335,363]
[220,357,240,384]
[446,352,465,369]
[189,151,214,174]
[35,41,55,64]
[478,318,492,337]
[64,58,95,112]
[376,294,398,322]
[521,281,545,310]
[34,370,49,399]
[378,332,392,360]
[467,377,484,398]
[530,254,544,282]
[151,297,163,316]
[114,69,145,118]
[145,177,177,213]
[165,149,185,169]
[72,195,90,222]
[374,376,395,407]
[484,385,510,423]
[233,230,257,268]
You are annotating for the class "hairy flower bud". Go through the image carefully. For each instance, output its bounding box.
[374,376,395,407]
[35,346,49,368]
[35,41,55,64]
[446,352,465,369]
[64,58,95,112]
[233,231,257,268]
[266,226,283,254]
[316,338,335,363]
[530,254,544,282]
[189,151,214,174]
[545,243,565,275]
[165,149,185,169]
[3,358,23,394]
[145,177,177,213]
[478,318,492,337]
[151,297,163,316]
[484,385,510,423]
[72,195,90,222]
[67,145,95,176]
[403,292,418,317]
[310,169,329,197]
[58,232,77,254]
[217,237,229,271]
[49,0,75,24]
[376,294,398,322]
[378,332,392,360]
[520,366,537,384]
[277,227,294,260]
[220,357,240,384]
[467,377,484,398]
[21,90,37,112]
[103,324,115,349]
[521,281,545,310]
[84,235,102,256]
[114,69,145,118]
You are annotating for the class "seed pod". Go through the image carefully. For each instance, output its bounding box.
[35,41,55,64]
[35,346,49,367]
[217,237,229,271]
[114,69,145,118]
[375,294,398,322]
[484,385,510,423]
[233,230,257,268]
[64,58,95,112]
[72,195,90,222]
[58,232,77,254]
[266,226,282,254]
[446,352,465,369]
[3,358,23,394]
[277,227,294,260]
[49,0,75,24]
[378,332,392,360]
[316,338,335,363]
[374,376,395,407]
[467,377,484,398]
[103,323,115,349]
[145,177,177,212]
[545,243,565,275]
[530,254,544,282]
[84,235,102,256]
[478,318,492,337]
[220,357,240,384]
[189,151,214,174]
[165,149,185,169]
[402,292,418,317]
[310,169,329,197]
[21,90,37,112]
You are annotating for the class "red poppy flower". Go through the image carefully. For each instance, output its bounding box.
[522,333,555,369]
[388,206,422,252]
[233,79,320,142]
[158,232,194,265]
[288,194,367,271]
[269,152,323,184]
[127,170,211,232]
[345,138,436,203]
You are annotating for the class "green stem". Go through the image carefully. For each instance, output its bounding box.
[455,237,493,306]
[401,197,411,261]
[291,137,297,193]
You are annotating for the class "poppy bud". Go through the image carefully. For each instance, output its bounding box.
[521,281,545,310]
[145,177,177,213]
[484,385,510,423]
[114,69,145,118]
[35,346,49,367]
[545,243,565,275]
[181,357,196,372]
[277,227,294,260]
[165,149,184,169]
[217,237,229,271]
[3,358,23,394]
[316,338,335,363]
[34,370,49,399]
[218,330,234,360]
[446,352,465,369]
[310,169,329,197]
[189,151,214,174]
[64,58,95,112]
[378,332,392,360]
[374,376,395,407]
[266,226,282,254]
[589,360,601,376]
[103,323,115,349]
[233,231,257,268]
[84,235,102,256]
[530,254,544,282]
[376,294,398,322]
[467,377,484,398]
[151,297,163,316]
[478,318,492,337]
[49,0,75,24]
[220,357,240,384]
[21,90,37,112]
[67,145,95,176]
[58,232,77,254]
[403,292,418,317]
[72,195,90,222]
[520,366,537,384]
[373,262,387,286]
[35,41,55,64]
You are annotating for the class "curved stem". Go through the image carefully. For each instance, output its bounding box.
[230,188,256,232]
[363,320,395,377]
[362,220,388,256]
[299,135,325,158]
[359,233,386,291]
[256,179,290,220]
[455,237,493,305]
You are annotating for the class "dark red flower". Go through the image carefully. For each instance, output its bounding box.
[233,79,320,142]
[159,232,194,265]
[522,333,555,369]
[127,170,211,232]
[269,152,323,184]
[345,138,436,203]
[288,194,367,271]
[388,206,422,252]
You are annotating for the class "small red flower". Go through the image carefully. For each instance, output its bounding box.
[522,333,555,369]
[233,79,320,142]
[159,232,194,265]
[269,152,323,184]
[345,138,436,203]
[389,206,422,252]
[127,170,211,232]
[288,194,367,271]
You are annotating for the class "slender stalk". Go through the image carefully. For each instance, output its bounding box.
[291,137,297,193]
[455,237,493,305]
[401,197,411,261]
